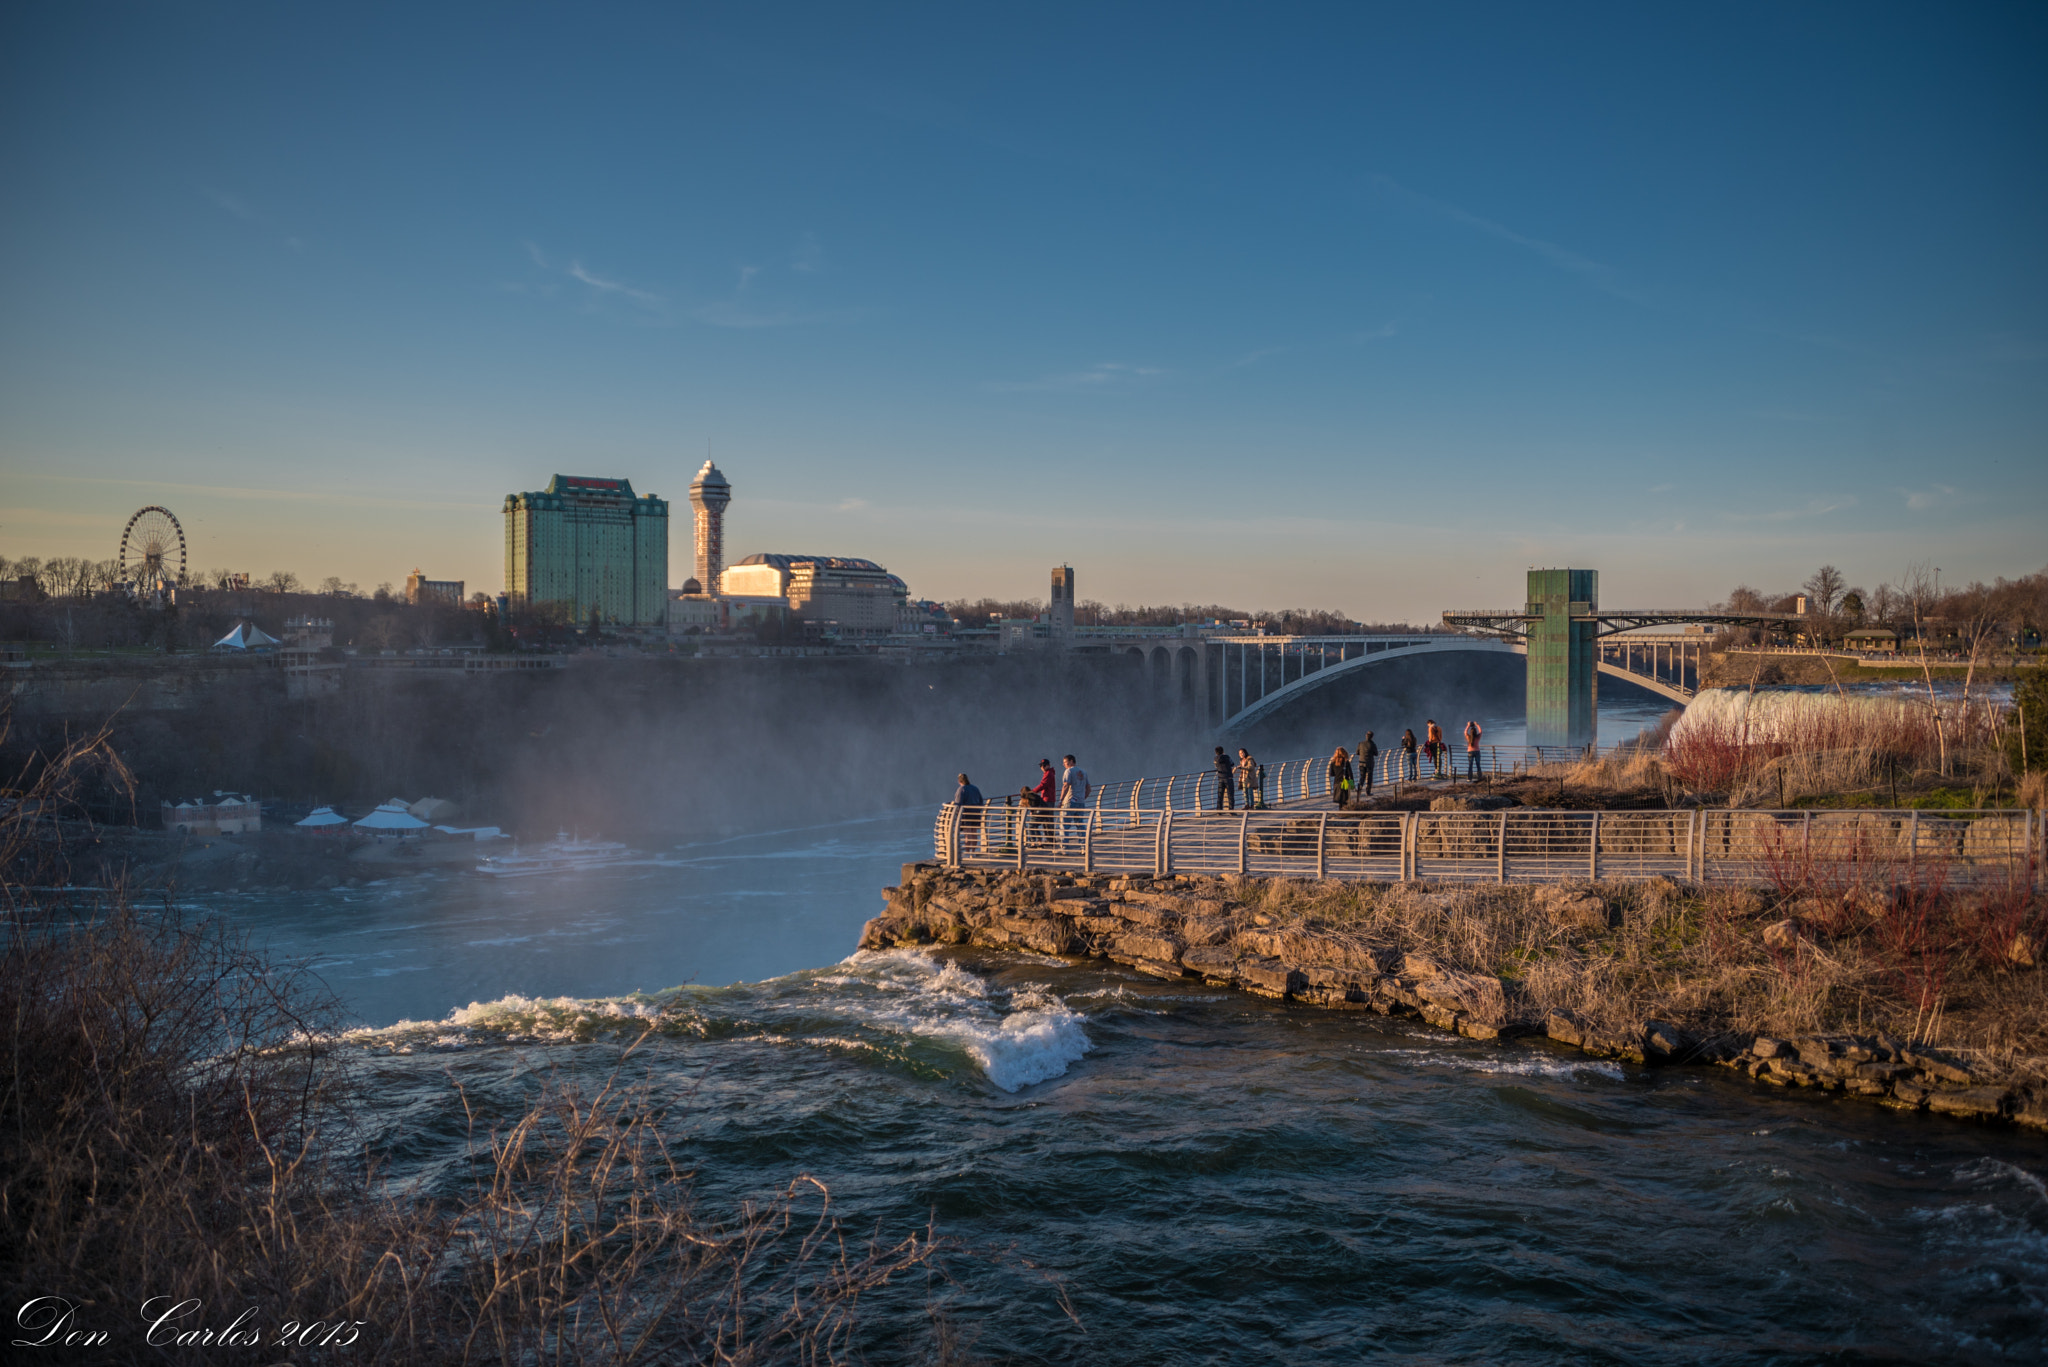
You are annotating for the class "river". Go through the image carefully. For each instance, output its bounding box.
[193,790,2046,1362]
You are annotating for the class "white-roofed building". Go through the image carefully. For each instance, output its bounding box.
[353,801,430,836]
[162,792,261,835]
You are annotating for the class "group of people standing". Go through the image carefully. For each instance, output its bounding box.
[944,717,1495,843]
[1319,719,1487,805]
[949,756,1090,849]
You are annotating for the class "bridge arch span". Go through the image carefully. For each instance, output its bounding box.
[1596,661,1688,706]
[1220,638,1521,736]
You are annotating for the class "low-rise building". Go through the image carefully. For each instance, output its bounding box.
[718,554,906,636]
[162,792,261,836]
[406,569,467,606]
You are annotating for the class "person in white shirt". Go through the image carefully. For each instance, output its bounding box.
[1059,754,1090,850]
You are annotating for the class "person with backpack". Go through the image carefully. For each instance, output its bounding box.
[1400,728,1419,781]
[1357,731,1379,799]
[1213,745,1237,810]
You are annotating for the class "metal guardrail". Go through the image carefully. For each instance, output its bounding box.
[1083,743,1632,814]
[931,805,2041,888]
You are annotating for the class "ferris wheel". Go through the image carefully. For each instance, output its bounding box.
[118,505,187,593]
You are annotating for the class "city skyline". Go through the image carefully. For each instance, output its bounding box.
[4,4,2044,621]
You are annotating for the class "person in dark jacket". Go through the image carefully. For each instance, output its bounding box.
[950,773,985,853]
[1400,728,1419,780]
[1357,732,1379,798]
[1327,747,1353,808]
[1213,746,1236,810]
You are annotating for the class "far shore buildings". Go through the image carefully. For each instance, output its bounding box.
[717,554,907,637]
[666,461,907,638]
[405,569,466,606]
[503,475,668,626]
[162,792,261,836]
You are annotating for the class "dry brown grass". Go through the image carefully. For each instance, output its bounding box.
[1221,869,2048,1081]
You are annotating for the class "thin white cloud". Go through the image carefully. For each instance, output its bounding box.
[836,497,870,512]
[984,362,1168,393]
[1369,174,1647,304]
[689,301,836,329]
[791,233,824,274]
[206,189,256,221]
[1901,484,1958,512]
[1722,496,1858,524]
[567,260,661,306]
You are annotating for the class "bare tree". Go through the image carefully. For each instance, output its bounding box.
[1901,563,1949,776]
[265,569,302,594]
[1802,565,1846,616]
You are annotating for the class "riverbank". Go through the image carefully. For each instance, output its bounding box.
[861,864,2048,1134]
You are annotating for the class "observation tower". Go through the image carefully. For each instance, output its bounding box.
[689,460,732,592]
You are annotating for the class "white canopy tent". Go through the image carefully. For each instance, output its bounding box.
[295,805,349,829]
[213,621,283,651]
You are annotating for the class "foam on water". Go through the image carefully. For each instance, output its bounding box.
[343,949,1092,1092]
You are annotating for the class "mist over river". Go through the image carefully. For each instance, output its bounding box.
[191,806,2046,1357]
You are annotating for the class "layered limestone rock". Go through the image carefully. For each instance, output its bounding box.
[859,864,2045,1134]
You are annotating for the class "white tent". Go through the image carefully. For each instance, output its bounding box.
[213,621,283,651]
[409,796,460,822]
[353,801,429,833]
[295,805,349,829]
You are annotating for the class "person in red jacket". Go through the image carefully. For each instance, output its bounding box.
[1025,759,1057,848]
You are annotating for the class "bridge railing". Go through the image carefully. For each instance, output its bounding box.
[930,805,2041,888]
[1080,743,1636,814]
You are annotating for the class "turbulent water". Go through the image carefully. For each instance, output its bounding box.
[205,776,2047,1361]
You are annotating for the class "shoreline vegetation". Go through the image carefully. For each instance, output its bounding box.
[0,740,963,1367]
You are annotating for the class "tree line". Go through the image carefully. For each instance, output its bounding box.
[940,597,1447,635]
[1716,563,2048,655]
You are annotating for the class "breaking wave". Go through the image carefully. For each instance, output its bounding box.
[343,948,1092,1094]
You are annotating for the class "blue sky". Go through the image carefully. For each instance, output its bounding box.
[3,2,2043,620]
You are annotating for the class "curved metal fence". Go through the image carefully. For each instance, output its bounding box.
[1082,742,1636,815]
[929,804,2040,888]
